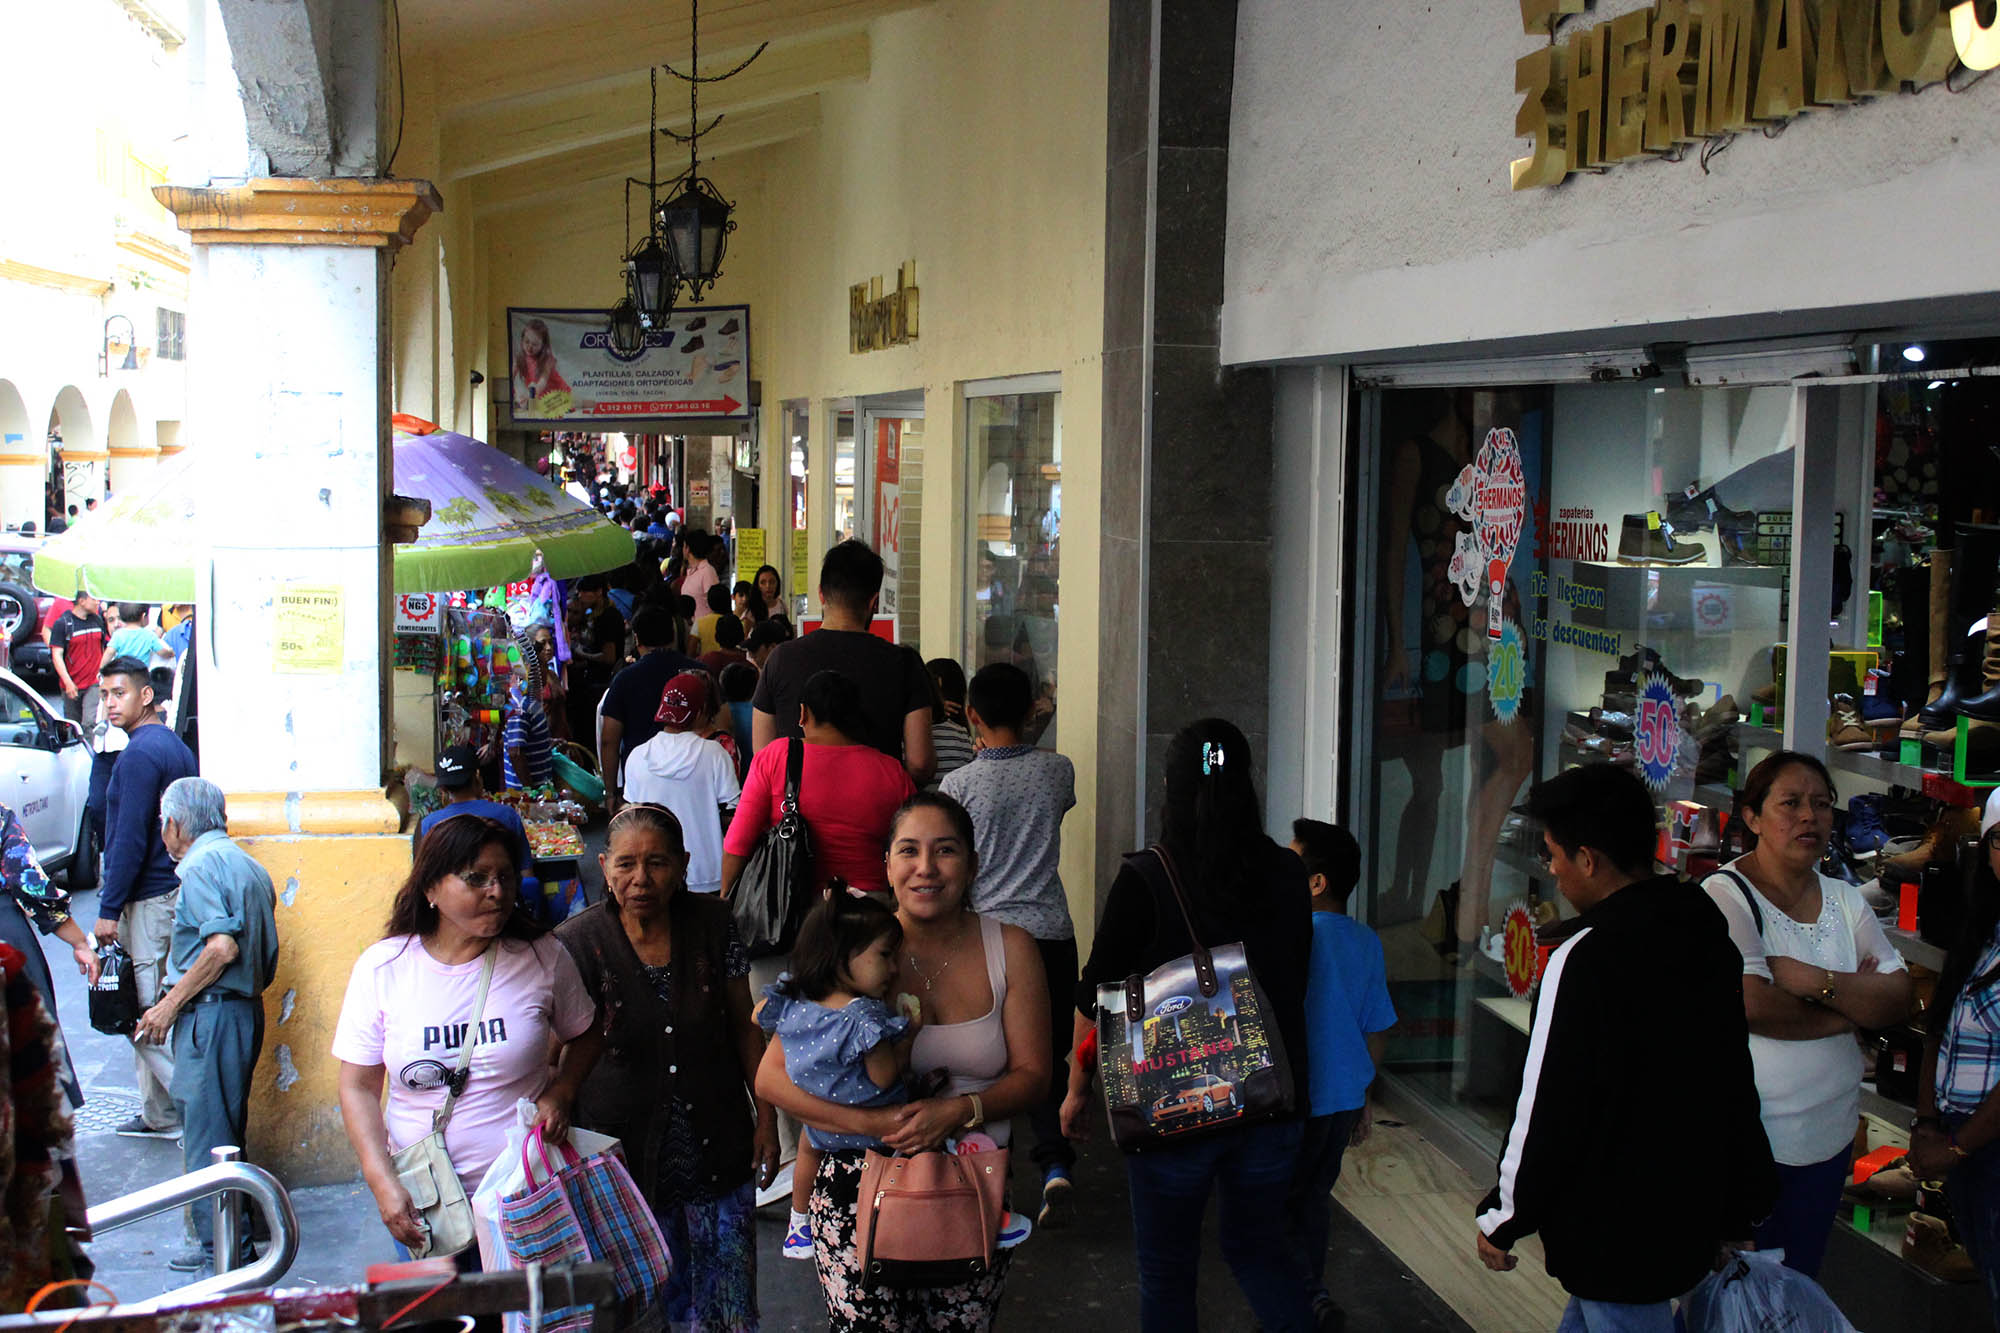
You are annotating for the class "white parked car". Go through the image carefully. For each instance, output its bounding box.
[0,667,94,888]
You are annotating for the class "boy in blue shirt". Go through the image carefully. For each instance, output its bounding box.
[1284,818,1396,1327]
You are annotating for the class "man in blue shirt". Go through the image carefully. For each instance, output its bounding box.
[136,778,278,1274]
[1283,818,1397,1328]
[417,745,534,873]
[93,655,199,1140]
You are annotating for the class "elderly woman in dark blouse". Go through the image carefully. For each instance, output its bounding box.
[556,803,778,1332]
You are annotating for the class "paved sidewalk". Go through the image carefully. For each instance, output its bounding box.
[48,894,1468,1328]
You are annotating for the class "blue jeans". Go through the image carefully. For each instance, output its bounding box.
[1944,1113,2000,1316]
[1284,1106,1365,1302]
[171,994,263,1255]
[1556,1297,1675,1332]
[1125,1119,1314,1333]
[1751,1145,1850,1278]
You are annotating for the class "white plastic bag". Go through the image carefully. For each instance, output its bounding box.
[471,1100,624,1278]
[1680,1250,1858,1333]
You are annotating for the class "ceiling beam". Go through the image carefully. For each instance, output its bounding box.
[427,0,930,114]
[441,29,866,181]
[468,97,816,218]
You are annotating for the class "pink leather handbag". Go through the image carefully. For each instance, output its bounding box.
[853,1146,1008,1289]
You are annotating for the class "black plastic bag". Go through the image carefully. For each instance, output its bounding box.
[88,940,140,1036]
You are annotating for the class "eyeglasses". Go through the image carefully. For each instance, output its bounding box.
[456,869,512,890]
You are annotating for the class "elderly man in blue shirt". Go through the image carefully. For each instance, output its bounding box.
[135,777,279,1276]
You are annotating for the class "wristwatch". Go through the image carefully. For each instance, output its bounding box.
[1818,969,1837,1006]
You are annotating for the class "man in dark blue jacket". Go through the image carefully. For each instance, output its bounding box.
[91,655,198,1138]
[1476,764,1776,1329]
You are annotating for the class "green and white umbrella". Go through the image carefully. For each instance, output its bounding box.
[33,429,633,600]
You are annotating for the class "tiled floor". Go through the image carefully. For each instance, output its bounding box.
[1336,1120,1570,1333]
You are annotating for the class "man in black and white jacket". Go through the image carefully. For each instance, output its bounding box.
[1476,765,1777,1330]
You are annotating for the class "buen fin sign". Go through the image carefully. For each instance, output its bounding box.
[1512,0,2000,190]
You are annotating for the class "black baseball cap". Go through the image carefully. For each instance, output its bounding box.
[436,745,479,789]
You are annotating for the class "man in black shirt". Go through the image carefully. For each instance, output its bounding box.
[598,605,701,812]
[564,574,626,744]
[751,540,934,785]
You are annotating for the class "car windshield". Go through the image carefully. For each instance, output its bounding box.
[0,554,32,585]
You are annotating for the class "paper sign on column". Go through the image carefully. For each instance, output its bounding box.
[792,529,811,596]
[737,528,767,574]
[273,584,344,673]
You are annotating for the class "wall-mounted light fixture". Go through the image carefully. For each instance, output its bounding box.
[99,315,139,377]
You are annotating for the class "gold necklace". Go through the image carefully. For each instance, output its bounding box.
[904,918,971,993]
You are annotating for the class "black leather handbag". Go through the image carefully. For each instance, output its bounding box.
[732,737,814,958]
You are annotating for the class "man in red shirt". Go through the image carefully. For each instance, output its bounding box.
[50,591,108,745]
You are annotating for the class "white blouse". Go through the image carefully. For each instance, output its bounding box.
[1703,859,1905,1166]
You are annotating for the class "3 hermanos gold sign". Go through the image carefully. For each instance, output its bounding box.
[850,262,919,353]
[1512,0,2000,190]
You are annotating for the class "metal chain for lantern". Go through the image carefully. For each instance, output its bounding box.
[604,0,764,351]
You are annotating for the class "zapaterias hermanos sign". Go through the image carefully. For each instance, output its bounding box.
[1512,0,2000,190]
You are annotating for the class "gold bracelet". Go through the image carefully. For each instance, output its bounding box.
[963,1092,985,1130]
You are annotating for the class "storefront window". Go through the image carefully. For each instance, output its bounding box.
[966,386,1060,745]
[831,407,857,545]
[785,400,808,617]
[1357,380,1806,1143]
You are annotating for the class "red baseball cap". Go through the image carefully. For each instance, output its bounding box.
[655,672,710,728]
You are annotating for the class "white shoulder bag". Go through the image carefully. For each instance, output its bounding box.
[392,947,496,1258]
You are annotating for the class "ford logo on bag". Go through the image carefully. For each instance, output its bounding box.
[1152,995,1193,1018]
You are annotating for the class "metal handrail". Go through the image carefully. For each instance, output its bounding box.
[80,1150,300,1312]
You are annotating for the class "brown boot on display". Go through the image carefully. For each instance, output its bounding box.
[1881,807,1981,882]
[1904,1210,1980,1282]
[1906,548,1954,739]
[1829,695,1884,751]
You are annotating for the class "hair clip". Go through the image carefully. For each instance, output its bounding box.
[1201,741,1226,776]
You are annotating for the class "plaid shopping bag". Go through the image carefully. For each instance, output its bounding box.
[496,1174,594,1333]
[501,1129,673,1330]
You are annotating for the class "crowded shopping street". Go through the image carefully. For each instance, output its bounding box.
[6,1,2000,1331]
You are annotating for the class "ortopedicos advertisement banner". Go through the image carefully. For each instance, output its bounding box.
[508,306,750,422]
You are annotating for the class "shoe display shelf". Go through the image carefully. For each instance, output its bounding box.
[1883,926,1947,973]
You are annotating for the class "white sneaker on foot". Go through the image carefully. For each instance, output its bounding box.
[782,1209,814,1260]
[755,1161,795,1208]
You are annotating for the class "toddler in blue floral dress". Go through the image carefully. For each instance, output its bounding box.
[759,890,1031,1261]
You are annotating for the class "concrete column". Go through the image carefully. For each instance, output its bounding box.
[1096,0,1270,900]
[154,177,440,1184]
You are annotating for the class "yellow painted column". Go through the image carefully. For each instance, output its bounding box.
[153,177,440,1186]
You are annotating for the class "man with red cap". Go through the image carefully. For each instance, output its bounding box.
[620,671,741,894]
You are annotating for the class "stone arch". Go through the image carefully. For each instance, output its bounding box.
[0,381,41,533]
[49,385,101,526]
[106,387,157,497]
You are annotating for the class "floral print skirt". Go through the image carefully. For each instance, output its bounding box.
[657,1182,758,1332]
[808,1149,1011,1332]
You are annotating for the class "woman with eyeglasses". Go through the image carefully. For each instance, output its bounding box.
[333,814,602,1265]
[1912,789,2000,1314]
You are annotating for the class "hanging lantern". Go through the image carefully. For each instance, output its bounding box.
[607,296,646,356]
[658,176,736,301]
[623,234,675,327]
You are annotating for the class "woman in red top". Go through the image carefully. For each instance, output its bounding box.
[719,670,915,897]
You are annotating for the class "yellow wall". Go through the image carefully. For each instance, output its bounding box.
[722,0,1109,945]
[244,833,413,1186]
[403,0,1108,942]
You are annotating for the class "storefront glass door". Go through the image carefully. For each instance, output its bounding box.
[1354,379,1808,1146]
[965,377,1061,746]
